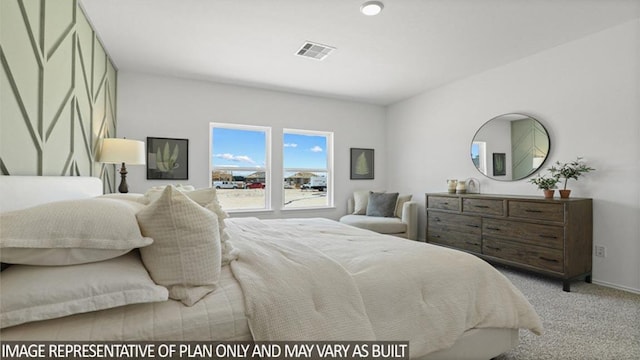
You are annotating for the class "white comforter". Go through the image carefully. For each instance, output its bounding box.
[226,217,542,358]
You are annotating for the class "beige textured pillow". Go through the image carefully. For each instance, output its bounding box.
[0,198,152,266]
[352,190,371,215]
[144,186,228,237]
[0,251,168,329]
[143,185,236,265]
[395,194,413,218]
[136,186,222,306]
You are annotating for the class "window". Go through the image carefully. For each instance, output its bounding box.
[210,123,270,210]
[283,129,333,208]
[471,141,486,174]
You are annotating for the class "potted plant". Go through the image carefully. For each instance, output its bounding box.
[549,157,595,198]
[529,174,559,198]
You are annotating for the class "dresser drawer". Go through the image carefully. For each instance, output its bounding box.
[483,218,564,250]
[427,196,459,211]
[483,238,563,273]
[428,212,481,234]
[462,198,503,216]
[427,229,481,253]
[508,201,564,222]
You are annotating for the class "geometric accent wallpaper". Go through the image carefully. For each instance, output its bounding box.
[0,0,117,193]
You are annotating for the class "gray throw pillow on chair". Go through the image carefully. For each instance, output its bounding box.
[366,192,399,217]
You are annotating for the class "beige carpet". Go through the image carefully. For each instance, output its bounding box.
[495,266,640,360]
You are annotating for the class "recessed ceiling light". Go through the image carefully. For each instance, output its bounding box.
[360,1,384,16]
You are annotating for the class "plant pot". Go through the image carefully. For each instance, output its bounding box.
[543,189,555,199]
[559,189,571,198]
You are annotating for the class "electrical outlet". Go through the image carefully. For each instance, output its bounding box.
[595,245,606,258]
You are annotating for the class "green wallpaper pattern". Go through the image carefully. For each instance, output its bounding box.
[0,0,117,192]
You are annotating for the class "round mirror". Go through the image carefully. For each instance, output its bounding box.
[470,113,550,181]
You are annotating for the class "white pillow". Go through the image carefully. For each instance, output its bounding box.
[395,194,413,218]
[98,193,149,205]
[0,198,152,266]
[352,190,371,215]
[0,251,168,329]
[136,186,222,306]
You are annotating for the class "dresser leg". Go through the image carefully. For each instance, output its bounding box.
[585,275,592,283]
[563,281,571,292]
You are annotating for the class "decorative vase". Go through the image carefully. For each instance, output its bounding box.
[456,182,466,194]
[447,179,458,194]
[559,189,571,198]
[543,189,555,199]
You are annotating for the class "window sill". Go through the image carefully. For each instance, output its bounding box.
[280,206,336,212]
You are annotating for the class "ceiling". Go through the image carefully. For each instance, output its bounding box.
[80,0,640,105]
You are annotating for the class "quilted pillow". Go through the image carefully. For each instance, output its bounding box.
[143,185,236,265]
[366,192,399,217]
[0,251,168,329]
[0,198,152,266]
[136,186,222,306]
[144,186,228,236]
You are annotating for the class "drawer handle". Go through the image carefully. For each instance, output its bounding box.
[433,217,441,222]
[539,256,559,263]
[442,202,449,205]
[486,246,501,251]
[466,224,480,228]
[486,227,501,231]
[432,234,441,238]
[474,205,490,208]
[465,241,479,246]
[525,209,543,213]
[539,234,558,239]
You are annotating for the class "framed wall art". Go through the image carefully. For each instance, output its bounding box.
[350,148,374,180]
[492,152,506,176]
[147,137,189,180]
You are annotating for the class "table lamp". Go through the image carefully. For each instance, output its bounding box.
[99,138,145,193]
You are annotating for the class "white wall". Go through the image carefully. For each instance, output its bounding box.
[386,20,640,293]
[117,72,386,220]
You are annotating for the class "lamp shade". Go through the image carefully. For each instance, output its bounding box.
[99,138,146,165]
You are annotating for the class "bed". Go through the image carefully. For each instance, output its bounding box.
[0,176,542,359]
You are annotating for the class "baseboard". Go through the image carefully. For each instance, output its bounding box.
[592,279,640,295]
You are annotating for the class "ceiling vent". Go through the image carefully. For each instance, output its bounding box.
[295,41,336,61]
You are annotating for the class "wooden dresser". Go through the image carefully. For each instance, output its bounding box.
[425,193,592,291]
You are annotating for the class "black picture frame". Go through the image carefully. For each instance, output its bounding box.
[350,148,374,180]
[492,152,506,176]
[146,137,189,180]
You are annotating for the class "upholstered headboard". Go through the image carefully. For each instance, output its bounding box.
[0,176,103,213]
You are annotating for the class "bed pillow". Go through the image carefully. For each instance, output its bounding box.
[144,186,229,237]
[395,194,413,218]
[0,198,152,266]
[136,186,222,306]
[366,192,399,217]
[0,251,168,329]
[98,193,150,205]
[143,185,236,265]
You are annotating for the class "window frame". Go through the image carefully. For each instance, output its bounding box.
[209,123,272,211]
[282,128,334,209]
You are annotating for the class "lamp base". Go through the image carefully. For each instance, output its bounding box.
[118,162,129,193]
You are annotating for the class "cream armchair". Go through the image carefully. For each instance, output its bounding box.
[339,192,418,240]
